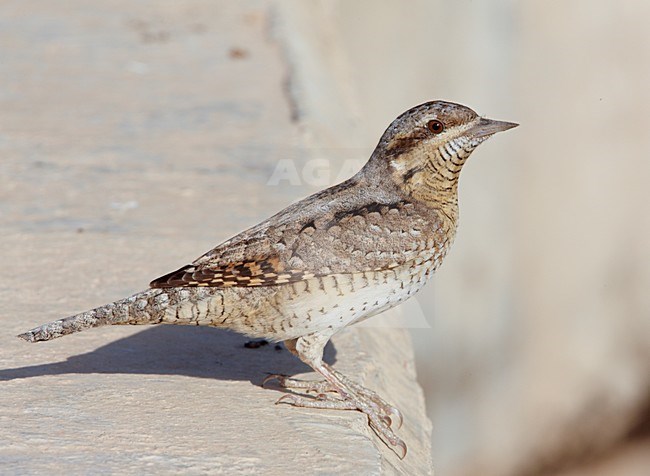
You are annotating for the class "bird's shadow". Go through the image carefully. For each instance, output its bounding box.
[0,326,337,385]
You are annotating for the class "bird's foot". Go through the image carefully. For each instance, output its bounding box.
[263,374,335,395]
[263,371,406,459]
[262,373,403,429]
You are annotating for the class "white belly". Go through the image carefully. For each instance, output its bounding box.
[274,258,437,340]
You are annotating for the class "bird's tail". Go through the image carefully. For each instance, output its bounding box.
[18,288,169,343]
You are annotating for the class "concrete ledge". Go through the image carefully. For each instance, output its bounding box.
[1,307,430,474]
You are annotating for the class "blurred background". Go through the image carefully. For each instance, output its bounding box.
[2,1,649,474]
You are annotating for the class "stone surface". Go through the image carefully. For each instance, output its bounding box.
[0,2,432,474]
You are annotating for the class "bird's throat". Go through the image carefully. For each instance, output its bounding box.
[391,155,461,219]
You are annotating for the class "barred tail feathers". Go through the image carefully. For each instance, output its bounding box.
[17,288,167,343]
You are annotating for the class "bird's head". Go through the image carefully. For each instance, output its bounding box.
[364,101,517,206]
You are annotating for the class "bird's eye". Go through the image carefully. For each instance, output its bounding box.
[426,120,444,134]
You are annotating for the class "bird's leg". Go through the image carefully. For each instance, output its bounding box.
[265,336,403,428]
[263,368,403,429]
[265,333,407,459]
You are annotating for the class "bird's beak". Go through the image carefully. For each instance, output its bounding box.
[467,117,519,139]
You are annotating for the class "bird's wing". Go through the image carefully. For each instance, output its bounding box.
[150,182,442,289]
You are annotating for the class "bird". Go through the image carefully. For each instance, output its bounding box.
[18,100,517,459]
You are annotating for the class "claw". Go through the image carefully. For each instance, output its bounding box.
[368,413,407,459]
[262,373,286,388]
[276,394,299,405]
[388,406,404,430]
[394,440,407,460]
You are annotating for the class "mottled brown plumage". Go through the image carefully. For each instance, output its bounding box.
[19,100,517,459]
[149,199,438,288]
